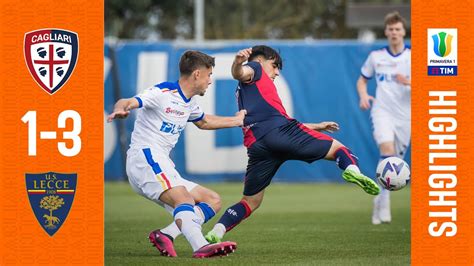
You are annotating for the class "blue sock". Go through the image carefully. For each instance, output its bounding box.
[217,200,252,232]
[335,147,359,170]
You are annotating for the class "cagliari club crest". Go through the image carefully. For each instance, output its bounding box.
[24,29,79,95]
[26,172,77,236]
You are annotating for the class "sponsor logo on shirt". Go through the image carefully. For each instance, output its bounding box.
[376,62,397,67]
[160,121,185,134]
[165,107,185,116]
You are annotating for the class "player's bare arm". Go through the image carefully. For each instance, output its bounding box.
[304,122,340,133]
[194,110,246,130]
[231,48,254,82]
[356,76,375,110]
[107,98,140,122]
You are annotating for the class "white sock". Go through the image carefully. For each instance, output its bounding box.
[378,188,391,213]
[380,187,390,198]
[345,164,361,174]
[174,210,208,251]
[161,206,205,240]
[160,223,181,240]
[211,223,226,239]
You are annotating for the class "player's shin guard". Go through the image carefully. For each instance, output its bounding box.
[217,200,252,232]
[335,147,359,170]
[173,203,208,251]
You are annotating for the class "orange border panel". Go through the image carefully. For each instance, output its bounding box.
[0,0,103,265]
[412,0,474,265]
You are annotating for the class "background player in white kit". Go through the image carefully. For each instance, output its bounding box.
[107,51,246,257]
[356,11,411,225]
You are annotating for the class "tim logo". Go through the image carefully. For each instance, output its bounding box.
[26,172,77,236]
[427,28,457,76]
[24,29,79,95]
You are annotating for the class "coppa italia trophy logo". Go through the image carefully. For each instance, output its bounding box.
[26,172,77,236]
[24,29,79,94]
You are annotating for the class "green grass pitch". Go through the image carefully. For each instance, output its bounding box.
[105,182,410,265]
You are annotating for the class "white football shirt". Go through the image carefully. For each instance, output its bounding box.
[361,46,411,119]
[130,81,204,155]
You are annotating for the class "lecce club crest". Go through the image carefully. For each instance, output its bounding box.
[26,172,77,236]
[24,29,79,95]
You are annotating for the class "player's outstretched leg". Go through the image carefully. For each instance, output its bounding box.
[149,229,177,257]
[333,146,380,195]
[206,200,253,244]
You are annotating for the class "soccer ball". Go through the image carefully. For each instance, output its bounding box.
[376,157,410,191]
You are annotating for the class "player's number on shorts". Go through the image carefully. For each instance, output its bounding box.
[21,110,82,157]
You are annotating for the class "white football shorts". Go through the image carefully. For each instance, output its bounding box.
[370,107,411,157]
[126,147,198,207]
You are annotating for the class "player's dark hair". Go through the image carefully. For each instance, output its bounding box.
[249,45,283,70]
[179,50,215,76]
[384,11,407,29]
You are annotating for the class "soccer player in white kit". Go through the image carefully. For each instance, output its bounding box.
[356,12,411,225]
[107,51,246,257]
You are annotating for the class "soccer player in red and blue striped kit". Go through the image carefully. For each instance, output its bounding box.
[205,45,380,243]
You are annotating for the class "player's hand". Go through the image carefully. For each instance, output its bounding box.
[359,94,375,110]
[235,109,247,127]
[395,74,411,86]
[314,121,340,133]
[235,48,252,65]
[107,107,131,122]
